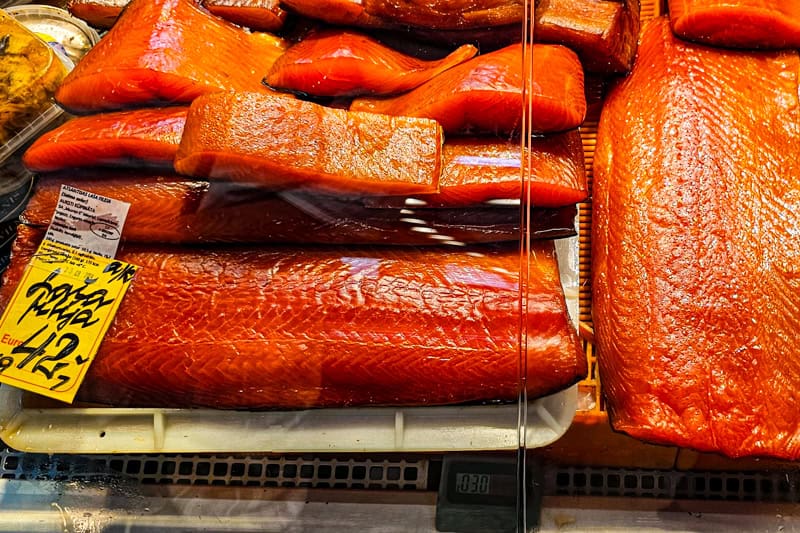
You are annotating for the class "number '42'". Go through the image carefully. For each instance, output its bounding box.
[0,324,87,391]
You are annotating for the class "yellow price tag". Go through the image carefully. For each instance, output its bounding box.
[0,239,137,403]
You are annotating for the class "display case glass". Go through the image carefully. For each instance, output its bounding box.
[0,0,592,529]
[5,1,796,531]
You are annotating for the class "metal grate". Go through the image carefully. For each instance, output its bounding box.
[0,446,427,490]
[6,443,800,505]
[548,466,800,503]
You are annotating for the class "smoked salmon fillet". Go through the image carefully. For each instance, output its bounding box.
[65,0,639,74]
[20,172,578,244]
[280,0,524,30]
[265,29,478,97]
[67,0,521,31]
[432,132,587,207]
[175,92,443,195]
[1,226,585,409]
[67,0,126,28]
[669,0,800,49]
[23,108,187,172]
[56,0,289,113]
[593,18,800,459]
[366,131,587,208]
[204,0,287,32]
[280,0,639,73]
[350,44,585,134]
[67,0,287,30]
[535,0,640,73]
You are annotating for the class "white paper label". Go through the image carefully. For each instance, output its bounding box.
[44,185,130,259]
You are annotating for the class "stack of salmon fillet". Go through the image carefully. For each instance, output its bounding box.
[0,0,643,410]
[594,1,800,460]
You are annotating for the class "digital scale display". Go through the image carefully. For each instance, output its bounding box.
[449,468,517,506]
[436,455,542,533]
[455,472,491,495]
[446,465,516,506]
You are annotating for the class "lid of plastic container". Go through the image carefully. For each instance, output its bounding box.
[5,5,100,64]
[0,1,32,9]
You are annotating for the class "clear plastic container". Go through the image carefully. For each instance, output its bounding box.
[5,4,100,64]
[0,0,30,9]
[0,8,71,166]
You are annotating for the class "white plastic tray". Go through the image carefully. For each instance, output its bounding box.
[0,384,577,454]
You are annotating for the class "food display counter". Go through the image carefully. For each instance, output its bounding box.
[1,0,799,531]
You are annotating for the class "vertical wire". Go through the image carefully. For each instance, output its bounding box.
[517,1,536,531]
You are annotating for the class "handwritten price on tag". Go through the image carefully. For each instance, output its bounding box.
[0,326,83,392]
[0,240,137,403]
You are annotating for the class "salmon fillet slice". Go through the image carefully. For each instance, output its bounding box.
[23,108,188,172]
[67,0,126,28]
[593,18,800,459]
[365,131,587,209]
[67,0,287,30]
[350,44,586,134]
[1,226,585,409]
[669,0,800,49]
[265,29,478,98]
[204,0,286,32]
[280,0,524,30]
[56,0,288,113]
[535,0,640,73]
[433,132,587,207]
[175,92,443,195]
